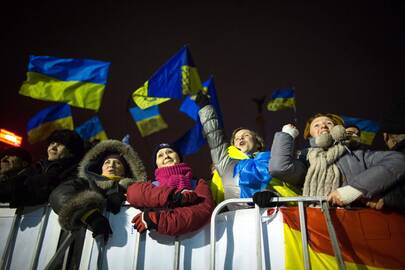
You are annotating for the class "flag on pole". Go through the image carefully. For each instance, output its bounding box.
[341,115,379,145]
[267,88,295,111]
[132,46,202,109]
[19,55,110,111]
[129,105,168,137]
[27,103,74,144]
[75,116,107,142]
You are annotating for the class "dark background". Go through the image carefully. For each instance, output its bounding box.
[0,0,403,179]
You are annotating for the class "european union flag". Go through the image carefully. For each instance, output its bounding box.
[129,105,168,137]
[132,46,202,109]
[19,55,111,111]
[75,116,107,142]
[27,103,74,144]
[341,115,380,145]
[267,88,295,111]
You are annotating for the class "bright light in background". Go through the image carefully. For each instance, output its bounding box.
[0,129,22,147]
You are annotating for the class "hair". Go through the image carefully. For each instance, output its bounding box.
[345,124,361,136]
[230,127,266,152]
[303,113,344,139]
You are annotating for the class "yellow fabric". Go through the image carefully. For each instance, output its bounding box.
[89,130,108,142]
[284,223,384,270]
[210,169,225,204]
[135,114,168,137]
[101,174,123,181]
[80,208,99,224]
[20,72,105,111]
[132,82,170,109]
[227,146,300,198]
[361,130,376,145]
[267,97,295,111]
[27,116,74,144]
[181,65,202,96]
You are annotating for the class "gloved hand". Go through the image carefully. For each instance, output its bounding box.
[252,190,280,207]
[132,210,159,233]
[195,91,210,109]
[84,211,112,242]
[282,124,299,139]
[170,189,199,207]
[106,191,126,214]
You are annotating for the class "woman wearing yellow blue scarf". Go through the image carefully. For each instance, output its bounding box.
[196,92,274,204]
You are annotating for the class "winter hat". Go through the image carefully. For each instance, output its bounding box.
[47,129,84,158]
[152,143,182,168]
[0,147,32,164]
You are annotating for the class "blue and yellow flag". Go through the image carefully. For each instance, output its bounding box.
[75,116,107,142]
[132,46,202,109]
[174,76,223,156]
[267,88,296,111]
[19,55,111,111]
[27,103,74,144]
[341,115,380,145]
[129,105,168,137]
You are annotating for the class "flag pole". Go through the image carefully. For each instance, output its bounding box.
[291,85,298,125]
[252,95,267,140]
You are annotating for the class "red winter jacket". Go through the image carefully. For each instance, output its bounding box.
[127,179,215,236]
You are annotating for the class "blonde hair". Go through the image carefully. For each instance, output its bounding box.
[303,113,344,139]
[230,127,266,152]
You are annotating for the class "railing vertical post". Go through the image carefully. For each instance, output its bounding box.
[0,208,21,270]
[30,206,52,270]
[254,204,263,270]
[321,201,346,270]
[173,239,180,270]
[298,201,311,270]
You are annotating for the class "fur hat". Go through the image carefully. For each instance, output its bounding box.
[0,147,32,164]
[47,129,84,158]
[152,143,182,167]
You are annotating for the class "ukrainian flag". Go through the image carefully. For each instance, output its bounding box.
[267,88,296,111]
[75,116,107,142]
[129,105,168,137]
[19,55,111,111]
[341,115,379,145]
[27,103,74,144]
[132,46,202,109]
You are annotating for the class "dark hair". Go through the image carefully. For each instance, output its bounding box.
[0,147,32,164]
[230,127,265,152]
[345,125,361,136]
[152,143,183,167]
[47,129,84,158]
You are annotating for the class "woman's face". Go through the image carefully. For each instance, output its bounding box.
[233,129,257,154]
[102,158,125,177]
[309,116,335,138]
[156,148,180,168]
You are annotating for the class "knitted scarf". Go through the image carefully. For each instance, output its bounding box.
[154,163,193,191]
[229,146,272,198]
[303,144,346,196]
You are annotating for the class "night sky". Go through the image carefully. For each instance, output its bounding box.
[1,1,403,179]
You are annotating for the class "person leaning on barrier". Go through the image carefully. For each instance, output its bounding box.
[0,129,84,208]
[127,143,215,236]
[49,140,147,242]
[259,113,405,214]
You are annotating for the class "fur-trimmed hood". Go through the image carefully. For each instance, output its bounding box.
[78,140,147,189]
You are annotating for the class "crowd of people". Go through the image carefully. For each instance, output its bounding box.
[1,93,405,244]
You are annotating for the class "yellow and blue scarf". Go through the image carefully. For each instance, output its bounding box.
[230,146,272,198]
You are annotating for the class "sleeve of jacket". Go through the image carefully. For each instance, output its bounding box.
[269,132,307,188]
[198,105,232,176]
[156,179,215,236]
[127,182,176,208]
[348,150,405,198]
[49,178,104,231]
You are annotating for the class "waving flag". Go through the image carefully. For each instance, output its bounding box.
[27,103,74,144]
[174,76,223,156]
[19,55,110,111]
[129,105,168,137]
[341,115,379,145]
[75,116,107,142]
[132,46,202,109]
[267,88,295,111]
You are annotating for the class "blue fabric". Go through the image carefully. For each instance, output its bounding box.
[233,151,272,198]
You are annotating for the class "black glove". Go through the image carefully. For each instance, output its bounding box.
[252,190,280,207]
[84,211,112,242]
[106,191,126,214]
[195,91,210,109]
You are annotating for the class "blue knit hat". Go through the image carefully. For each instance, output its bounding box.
[152,143,182,168]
